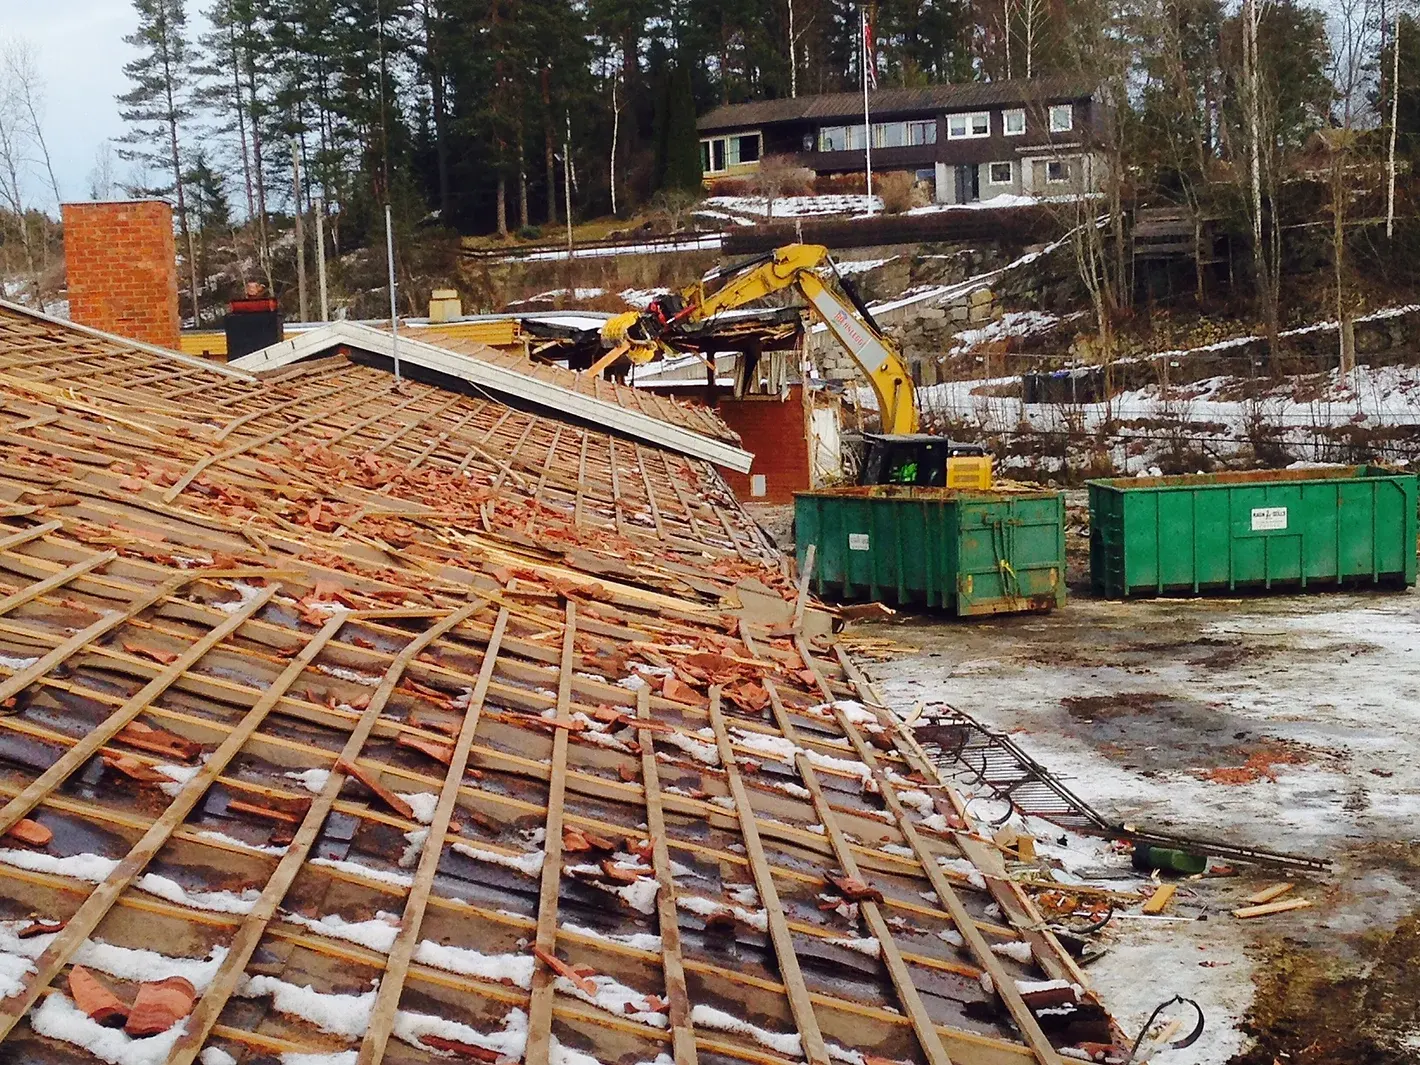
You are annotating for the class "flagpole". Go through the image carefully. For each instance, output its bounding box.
[861,4,874,216]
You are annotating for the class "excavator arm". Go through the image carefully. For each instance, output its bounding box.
[600,244,919,434]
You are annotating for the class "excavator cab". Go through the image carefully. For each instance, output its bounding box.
[859,434,992,490]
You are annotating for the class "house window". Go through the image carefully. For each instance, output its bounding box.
[874,121,907,148]
[1003,108,1026,136]
[1047,159,1071,183]
[819,124,868,151]
[871,120,935,148]
[947,111,990,139]
[988,161,1014,185]
[700,132,761,173]
[1049,104,1073,132]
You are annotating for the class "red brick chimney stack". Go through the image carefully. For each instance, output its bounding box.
[61,199,181,350]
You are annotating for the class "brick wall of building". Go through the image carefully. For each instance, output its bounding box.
[62,200,180,350]
[714,387,811,504]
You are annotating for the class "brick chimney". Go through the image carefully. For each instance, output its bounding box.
[62,200,180,350]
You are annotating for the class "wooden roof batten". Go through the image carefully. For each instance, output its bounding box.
[0,300,1123,1065]
[228,320,756,472]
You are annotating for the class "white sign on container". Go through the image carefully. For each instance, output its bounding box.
[1251,506,1288,531]
[848,533,871,551]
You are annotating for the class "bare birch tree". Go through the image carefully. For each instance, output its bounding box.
[2,42,61,208]
[1328,0,1381,378]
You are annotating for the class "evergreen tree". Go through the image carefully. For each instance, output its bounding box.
[660,60,702,192]
[118,0,203,324]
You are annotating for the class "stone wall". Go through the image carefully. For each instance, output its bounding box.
[810,238,1079,384]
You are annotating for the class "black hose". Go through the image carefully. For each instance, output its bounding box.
[1128,994,1205,1060]
[1053,903,1114,936]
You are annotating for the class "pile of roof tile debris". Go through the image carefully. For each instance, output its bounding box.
[0,302,1136,1064]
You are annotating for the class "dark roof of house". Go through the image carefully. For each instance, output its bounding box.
[698,76,1096,131]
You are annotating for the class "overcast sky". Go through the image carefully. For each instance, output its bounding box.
[7,2,148,213]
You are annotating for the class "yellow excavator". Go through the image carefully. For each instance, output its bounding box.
[598,243,991,489]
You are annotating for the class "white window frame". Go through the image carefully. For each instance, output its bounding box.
[1003,108,1026,136]
[1049,104,1074,133]
[946,111,990,139]
[1046,158,1071,184]
[988,161,1014,185]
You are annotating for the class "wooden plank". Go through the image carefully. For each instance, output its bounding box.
[792,543,816,633]
[0,519,61,555]
[1234,898,1312,919]
[706,684,830,1065]
[1141,884,1177,915]
[761,679,954,1065]
[798,642,1061,1065]
[165,600,486,1065]
[0,583,276,838]
[356,607,510,1064]
[1245,883,1294,906]
[0,550,116,622]
[525,602,577,1065]
[166,390,380,500]
[0,610,349,1039]
[0,574,187,705]
[829,643,1092,991]
[636,685,697,1065]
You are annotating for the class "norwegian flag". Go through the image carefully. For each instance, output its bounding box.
[862,9,878,90]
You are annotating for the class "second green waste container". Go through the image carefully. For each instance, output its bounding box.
[1088,465,1418,598]
[794,486,1066,616]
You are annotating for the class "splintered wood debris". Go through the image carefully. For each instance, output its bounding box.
[0,301,1127,1064]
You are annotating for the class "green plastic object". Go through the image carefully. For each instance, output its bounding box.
[1088,466,1418,599]
[1131,842,1208,875]
[793,486,1067,616]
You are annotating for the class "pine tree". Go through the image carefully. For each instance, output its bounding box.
[118,0,203,325]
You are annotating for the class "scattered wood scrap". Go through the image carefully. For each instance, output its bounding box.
[1234,898,1313,919]
[1142,884,1177,915]
[1245,882,1295,905]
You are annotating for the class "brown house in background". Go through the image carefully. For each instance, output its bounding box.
[696,75,1102,205]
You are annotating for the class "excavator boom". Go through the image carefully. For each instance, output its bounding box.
[599,244,919,434]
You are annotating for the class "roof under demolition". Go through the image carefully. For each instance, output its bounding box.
[0,299,1121,1065]
[229,321,754,473]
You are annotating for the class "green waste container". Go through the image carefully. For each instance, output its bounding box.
[1088,465,1418,598]
[794,486,1066,616]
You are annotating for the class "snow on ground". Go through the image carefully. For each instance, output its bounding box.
[913,352,1420,472]
[946,310,1081,355]
[906,193,1042,213]
[700,191,1067,222]
[865,589,1420,1061]
[499,233,723,263]
[506,287,608,306]
[1089,921,1256,1065]
[620,287,671,309]
[702,194,884,219]
[834,256,896,276]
